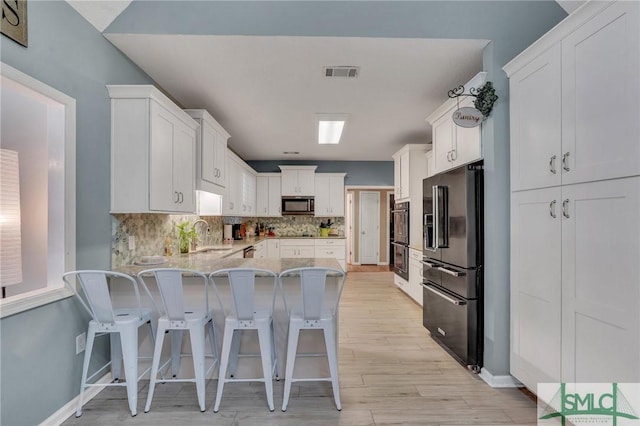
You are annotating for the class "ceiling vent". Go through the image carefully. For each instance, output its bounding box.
[324,66,359,78]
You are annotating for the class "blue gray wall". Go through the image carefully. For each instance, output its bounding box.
[109,0,566,378]
[248,160,393,186]
[0,2,153,425]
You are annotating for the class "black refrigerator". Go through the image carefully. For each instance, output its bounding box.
[422,161,483,372]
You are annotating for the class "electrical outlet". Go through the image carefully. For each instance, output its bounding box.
[128,235,136,250]
[76,332,86,355]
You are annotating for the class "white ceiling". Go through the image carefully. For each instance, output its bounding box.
[66,1,570,161]
[106,34,487,161]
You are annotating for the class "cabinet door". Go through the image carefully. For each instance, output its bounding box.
[268,176,281,216]
[256,176,269,216]
[150,102,178,212]
[267,239,280,257]
[213,132,227,187]
[200,120,216,185]
[241,168,256,216]
[298,246,315,257]
[510,44,562,191]
[561,1,640,185]
[393,156,401,198]
[399,151,410,201]
[172,121,196,212]
[329,175,345,216]
[453,120,481,168]
[561,177,640,383]
[297,169,315,195]
[223,158,239,215]
[510,187,562,390]
[408,257,423,305]
[280,246,298,258]
[314,174,331,216]
[432,114,454,175]
[280,169,298,196]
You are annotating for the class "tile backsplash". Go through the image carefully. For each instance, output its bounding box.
[111,214,344,267]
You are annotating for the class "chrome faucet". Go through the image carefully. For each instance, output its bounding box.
[192,219,210,249]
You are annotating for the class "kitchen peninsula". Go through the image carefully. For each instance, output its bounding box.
[112,248,344,379]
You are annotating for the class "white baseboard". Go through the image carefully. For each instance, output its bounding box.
[40,373,112,426]
[479,368,523,388]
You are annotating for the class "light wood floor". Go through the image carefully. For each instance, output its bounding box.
[62,272,536,425]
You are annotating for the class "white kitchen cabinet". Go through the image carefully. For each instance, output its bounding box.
[184,109,229,195]
[223,150,256,217]
[509,45,562,192]
[392,144,428,203]
[425,151,435,178]
[426,78,483,176]
[392,144,429,248]
[279,239,315,258]
[315,173,346,217]
[266,239,280,258]
[108,85,198,214]
[505,0,640,391]
[407,249,424,306]
[510,187,562,388]
[314,239,346,271]
[254,241,266,259]
[560,178,640,383]
[256,174,281,217]
[279,166,316,196]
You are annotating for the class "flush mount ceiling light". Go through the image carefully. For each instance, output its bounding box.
[317,114,348,145]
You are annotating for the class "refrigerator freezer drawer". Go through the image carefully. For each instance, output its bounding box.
[422,283,481,370]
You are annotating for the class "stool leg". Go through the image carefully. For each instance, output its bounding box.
[207,319,219,366]
[323,322,341,411]
[270,322,279,380]
[228,329,241,377]
[110,333,122,381]
[120,326,139,416]
[76,324,96,417]
[257,324,274,411]
[213,323,234,413]
[144,322,166,413]
[171,330,184,377]
[281,323,300,412]
[190,325,207,412]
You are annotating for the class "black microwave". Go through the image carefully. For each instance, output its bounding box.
[282,196,315,215]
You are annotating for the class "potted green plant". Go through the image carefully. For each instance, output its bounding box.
[176,221,197,254]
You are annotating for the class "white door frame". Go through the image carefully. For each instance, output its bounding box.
[359,191,380,265]
[346,191,355,265]
[386,190,394,266]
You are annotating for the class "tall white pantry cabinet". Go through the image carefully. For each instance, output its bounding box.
[505,1,639,391]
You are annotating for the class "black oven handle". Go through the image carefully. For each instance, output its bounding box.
[421,283,466,306]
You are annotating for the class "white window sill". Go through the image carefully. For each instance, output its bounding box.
[0,286,73,319]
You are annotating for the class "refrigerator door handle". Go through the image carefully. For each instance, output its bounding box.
[437,266,466,277]
[421,283,467,306]
[432,185,439,249]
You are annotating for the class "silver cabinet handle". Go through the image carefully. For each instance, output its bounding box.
[549,155,557,174]
[562,199,570,218]
[447,151,452,162]
[421,283,466,306]
[562,152,570,172]
[174,191,180,203]
[437,266,466,277]
[549,200,557,218]
[451,150,457,161]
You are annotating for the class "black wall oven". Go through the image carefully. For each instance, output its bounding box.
[422,162,483,372]
[392,202,409,280]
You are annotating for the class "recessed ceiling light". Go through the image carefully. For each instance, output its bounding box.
[283,151,300,155]
[317,114,348,145]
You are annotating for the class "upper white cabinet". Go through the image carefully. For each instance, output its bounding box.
[279,165,316,196]
[425,151,435,178]
[426,73,485,175]
[505,0,640,391]
[223,150,256,216]
[257,174,282,217]
[392,144,429,247]
[184,109,229,195]
[315,173,346,217]
[108,85,198,214]
[392,144,428,203]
